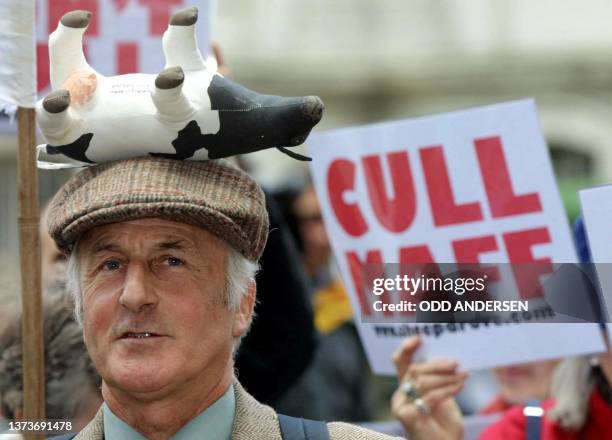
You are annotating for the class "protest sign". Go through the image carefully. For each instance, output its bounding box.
[307,99,605,373]
[579,185,612,338]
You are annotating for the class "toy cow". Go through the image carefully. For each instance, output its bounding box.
[36,7,324,166]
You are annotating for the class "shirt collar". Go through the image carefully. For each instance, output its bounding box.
[103,385,235,440]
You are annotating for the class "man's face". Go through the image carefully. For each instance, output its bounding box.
[78,218,252,400]
[494,359,559,404]
[294,186,331,276]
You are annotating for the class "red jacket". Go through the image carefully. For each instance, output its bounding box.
[479,395,513,415]
[479,390,612,440]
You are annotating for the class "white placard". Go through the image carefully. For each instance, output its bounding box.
[308,99,605,373]
[579,185,612,340]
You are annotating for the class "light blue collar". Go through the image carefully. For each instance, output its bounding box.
[103,385,235,440]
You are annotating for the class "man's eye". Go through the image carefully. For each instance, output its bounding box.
[103,260,121,271]
[166,257,184,267]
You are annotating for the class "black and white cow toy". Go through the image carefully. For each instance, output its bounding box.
[36,7,324,167]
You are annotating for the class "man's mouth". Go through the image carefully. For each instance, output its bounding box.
[121,332,162,339]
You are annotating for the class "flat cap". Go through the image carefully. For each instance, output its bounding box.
[47,157,269,261]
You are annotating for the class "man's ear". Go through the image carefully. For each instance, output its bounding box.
[232,279,256,338]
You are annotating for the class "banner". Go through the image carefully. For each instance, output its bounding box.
[0,0,36,113]
[579,185,612,338]
[307,99,605,373]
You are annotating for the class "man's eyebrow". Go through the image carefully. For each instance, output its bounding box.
[91,243,122,255]
[155,239,192,250]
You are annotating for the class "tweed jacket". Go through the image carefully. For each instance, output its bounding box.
[72,382,403,440]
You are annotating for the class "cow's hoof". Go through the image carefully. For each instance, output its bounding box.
[43,89,71,114]
[61,10,92,28]
[155,66,185,90]
[170,6,198,26]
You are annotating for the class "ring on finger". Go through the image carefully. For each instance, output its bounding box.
[414,397,430,416]
[400,380,420,401]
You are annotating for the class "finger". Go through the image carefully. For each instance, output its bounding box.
[421,382,465,409]
[392,336,421,378]
[410,372,468,396]
[406,359,458,378]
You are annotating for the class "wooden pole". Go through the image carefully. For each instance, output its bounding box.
[17,106,45,440]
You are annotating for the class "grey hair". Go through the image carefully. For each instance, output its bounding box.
[0,293,101,419]
[547,356,594,431]
[67,242,258,330]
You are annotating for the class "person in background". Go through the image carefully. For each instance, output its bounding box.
[480,347,612,439]
[480,360,560,414]
[0,292,102,432]
[41,204,68,292]
[293,183,353,333]
[274,182,373,422]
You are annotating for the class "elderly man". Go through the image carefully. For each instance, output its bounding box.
[44,157,408,440]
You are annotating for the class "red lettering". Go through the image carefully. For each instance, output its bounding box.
[138,0,184,35]
[36,43,50,92]
[399,245,436,264]
[504,228,553,300]
[420,146,483,226]
[453,235,497,263]
[398,246,439,316]
[475,136,542,218]
[113,0,130,12]
[346,250,388,317]
[362,152,416,233]
[452,235,501,282]
[117,42,139,74]
[327,159,368,237]
[48,0,99,35]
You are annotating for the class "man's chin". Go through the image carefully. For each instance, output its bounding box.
[104,362,176,396]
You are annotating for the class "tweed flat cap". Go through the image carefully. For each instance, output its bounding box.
[47,157,269,261]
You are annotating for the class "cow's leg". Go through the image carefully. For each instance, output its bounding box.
[37,90,76,140]
[49,10,96,89]
[162,6,206,71]
[151,66,195,122]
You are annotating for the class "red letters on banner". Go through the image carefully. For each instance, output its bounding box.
[362,152,416,233]
[117,42,139,74]
[329,136,553,315]
[327,159,369,236]
[475,137,542,217]
[48,0,100,36]
[420,145,484,226]
[328,136,542,235]
[139,0,184,35]
[349,226,552,316]
[504,228,553,299]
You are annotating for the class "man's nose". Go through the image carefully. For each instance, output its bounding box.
[119,262,158,312]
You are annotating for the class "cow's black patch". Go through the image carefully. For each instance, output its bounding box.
[47,133,95,164]
[149,120,203,160]
[198,75,323,159]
